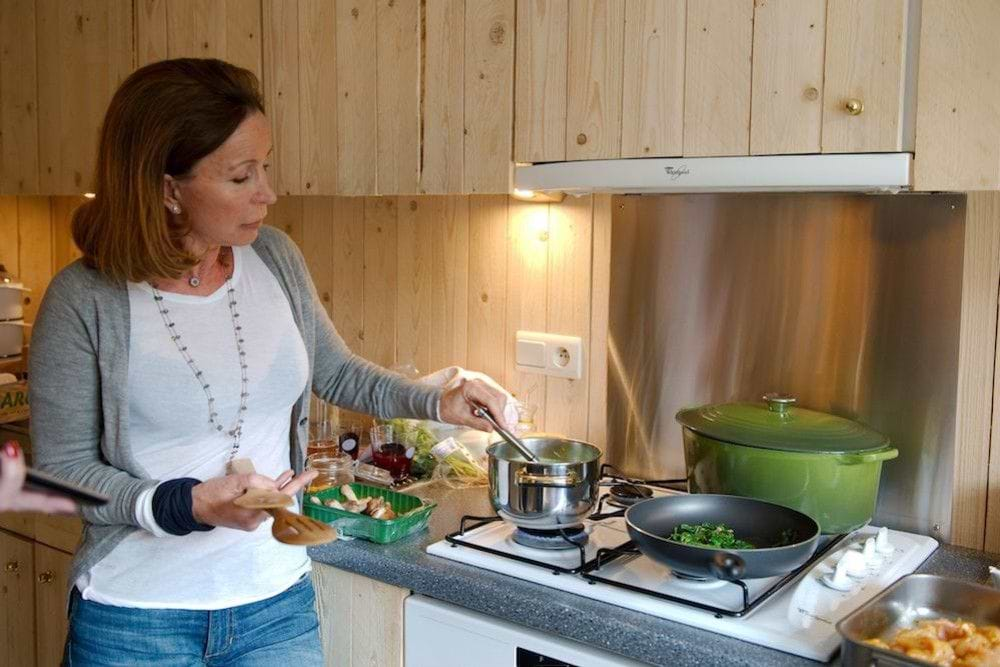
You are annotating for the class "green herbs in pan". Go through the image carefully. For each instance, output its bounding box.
[668,522,756,550]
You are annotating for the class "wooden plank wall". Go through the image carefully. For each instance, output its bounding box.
[267,194,608,443]
[0,196,84,339]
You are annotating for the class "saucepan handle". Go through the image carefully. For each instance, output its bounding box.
[515,470,580,488]
[709,551,745,581]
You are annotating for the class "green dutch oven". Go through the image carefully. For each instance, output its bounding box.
[676,394,898,534]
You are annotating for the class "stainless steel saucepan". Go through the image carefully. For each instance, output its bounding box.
[487,436,602,530]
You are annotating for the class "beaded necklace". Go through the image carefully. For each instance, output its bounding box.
[150,251,249,463]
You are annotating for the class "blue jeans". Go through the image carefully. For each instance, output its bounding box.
[64,576,324,666]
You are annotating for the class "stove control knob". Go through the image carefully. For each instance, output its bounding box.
[841,549,869,578]
[821,552,861,591]
[876,527,894,555]
[862,537,884,568]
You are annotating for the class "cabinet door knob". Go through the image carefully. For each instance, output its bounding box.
[845,99,864,115]
[576,133,588,145]
[4,560,18,573]
[37,571,53,584]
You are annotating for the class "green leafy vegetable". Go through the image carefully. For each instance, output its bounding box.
[668,522,755,550]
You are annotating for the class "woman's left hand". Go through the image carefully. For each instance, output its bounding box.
[438,378,513,432]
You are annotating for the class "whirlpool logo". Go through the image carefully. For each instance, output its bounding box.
[663,165,691,181]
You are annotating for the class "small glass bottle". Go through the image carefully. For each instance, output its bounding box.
[306,453,355,493]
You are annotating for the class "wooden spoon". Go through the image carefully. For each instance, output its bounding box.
[229,458,337,546]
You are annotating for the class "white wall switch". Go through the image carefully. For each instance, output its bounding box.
[515,331,584,380]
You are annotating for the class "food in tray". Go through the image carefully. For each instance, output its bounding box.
[866,618,1000,666]
[668,522,755,550]
[307,484,398,520]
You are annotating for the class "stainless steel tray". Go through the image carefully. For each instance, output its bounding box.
[837,573,1000,666]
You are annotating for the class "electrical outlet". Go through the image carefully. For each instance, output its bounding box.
[515,331,584,379]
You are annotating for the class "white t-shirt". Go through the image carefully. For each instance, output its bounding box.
[76,244,311,609]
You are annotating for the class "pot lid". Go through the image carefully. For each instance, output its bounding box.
[675,393,890,454]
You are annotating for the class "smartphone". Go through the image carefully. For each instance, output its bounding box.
[24,467,109,506]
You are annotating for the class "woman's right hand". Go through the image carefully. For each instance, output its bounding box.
[191,469,317,531]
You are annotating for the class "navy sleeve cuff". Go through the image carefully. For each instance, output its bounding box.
[152,478,214,536]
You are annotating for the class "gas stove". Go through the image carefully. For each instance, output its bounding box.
[426,468,938,662]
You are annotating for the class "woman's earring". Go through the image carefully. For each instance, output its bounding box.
[170,204,181,214]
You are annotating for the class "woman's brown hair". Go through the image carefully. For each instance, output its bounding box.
[72,58,264,283]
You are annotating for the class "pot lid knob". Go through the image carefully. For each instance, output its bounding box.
[762,393,796,414]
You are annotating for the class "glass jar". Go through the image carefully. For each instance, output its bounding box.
[306,453,355,493]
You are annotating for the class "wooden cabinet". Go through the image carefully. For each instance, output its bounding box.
[311,563,408,667]
[821,0,912,154]
[1,519,78,667]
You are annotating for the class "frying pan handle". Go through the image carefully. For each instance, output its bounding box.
[710,551,745,581]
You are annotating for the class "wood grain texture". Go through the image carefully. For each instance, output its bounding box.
[467,195,508,381]
[588,195,613,448]
[301,197,336,319]
[331,197,366,353]
[51,196,84,273]
[267,195,304,246]
[621,0,685,158]
[396,196,434,374]
[951,192,1000,550]
[421,0,465,194]
[376,0,420,195]
[37,0,134,194]
[0,0,40,194]
[134,0,168,66]
[0,531,35,667]
[0,197,18,275]
[545,196,592,441]
[504,200,549,427]
[263,0,301,195]
[32,515,83,554]
[166,0,226,59]
[298,0,338,195]
[514,0,568,163]
[33,544,72,667]
[822,0,908,154]
[17,197,52,331]
[311,564,353,666]
[750,0,826,155]
[336,0,378,195]
[683,0,753,156]
[0,512,33,540]
[225,0,264,81]
[363,197,397,367]
[464,0,515,193]
[566,0,625,161]
[350,572,407,667]
[428,196,470,371]
[914,0,1000,190]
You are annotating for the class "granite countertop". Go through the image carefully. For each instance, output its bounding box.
[307,483,999,667]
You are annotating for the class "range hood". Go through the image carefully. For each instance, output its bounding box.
[514,152,912,195]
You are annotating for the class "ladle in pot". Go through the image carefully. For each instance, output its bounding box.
[471,402,539,463]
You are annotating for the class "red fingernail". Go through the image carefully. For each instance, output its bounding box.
[3,441,20,458]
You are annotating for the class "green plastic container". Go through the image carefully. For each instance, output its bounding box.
[676,393,898,534]
[303,483,436,544]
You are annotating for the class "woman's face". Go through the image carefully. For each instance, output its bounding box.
[165,111,277,253]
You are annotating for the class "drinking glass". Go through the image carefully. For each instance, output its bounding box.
[370,424,413,481]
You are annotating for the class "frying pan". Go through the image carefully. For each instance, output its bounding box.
[625,494,820,580]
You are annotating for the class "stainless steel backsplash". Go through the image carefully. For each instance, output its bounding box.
[607,193,966,540]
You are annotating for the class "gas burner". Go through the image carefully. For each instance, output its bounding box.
[511,526,589,551]
[608,483,653,508]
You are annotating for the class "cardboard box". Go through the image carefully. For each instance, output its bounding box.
[0,381,29,424]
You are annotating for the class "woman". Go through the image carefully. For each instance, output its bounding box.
[30,58,510,665]
[0,440,77,513]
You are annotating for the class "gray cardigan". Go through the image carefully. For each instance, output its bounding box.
[29,226,442,588]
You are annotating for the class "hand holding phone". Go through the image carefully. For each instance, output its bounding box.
[1,440,107,511]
